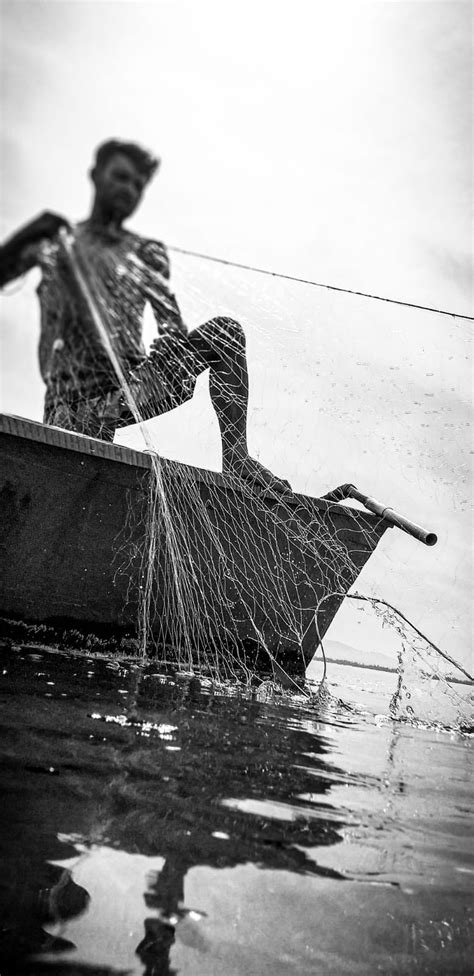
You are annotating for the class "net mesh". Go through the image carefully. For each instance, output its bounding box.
[4,224,472,720]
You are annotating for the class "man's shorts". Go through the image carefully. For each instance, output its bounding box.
[43,334,201,442]
[44,389,131,442]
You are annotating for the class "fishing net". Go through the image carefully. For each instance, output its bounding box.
[2,225,472,706]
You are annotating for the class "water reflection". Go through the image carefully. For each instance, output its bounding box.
[0,648,347,975]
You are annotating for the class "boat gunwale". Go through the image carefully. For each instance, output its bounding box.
[0,412,388,524]
[0,413,384,522]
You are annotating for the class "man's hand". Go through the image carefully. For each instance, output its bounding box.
[1,211,72,270]
[155,319,189,341]
[150,326,188,356]
[0,211,72,288]
[19,211,72,245]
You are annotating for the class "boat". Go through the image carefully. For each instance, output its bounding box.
[0,413,436,678]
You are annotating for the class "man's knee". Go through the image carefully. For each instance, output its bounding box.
[209,316,246,351]
[189,316,246,364]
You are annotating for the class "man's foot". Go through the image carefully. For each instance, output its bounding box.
[223,453,293,501]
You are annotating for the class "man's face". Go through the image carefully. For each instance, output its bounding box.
[93,152,147,219]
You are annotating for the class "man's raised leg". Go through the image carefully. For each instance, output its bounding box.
[187,317,291,496]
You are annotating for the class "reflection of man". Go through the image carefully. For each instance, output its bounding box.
[0,139,289,494]
[137,856,193,976]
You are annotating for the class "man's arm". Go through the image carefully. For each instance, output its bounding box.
[0,211,71,288]
[140,240,188,337]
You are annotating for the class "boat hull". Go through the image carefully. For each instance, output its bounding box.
[0,415,390,675]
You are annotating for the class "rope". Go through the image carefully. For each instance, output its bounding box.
[169,245,474,322]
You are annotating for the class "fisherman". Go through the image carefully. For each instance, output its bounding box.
[0,139,290,495]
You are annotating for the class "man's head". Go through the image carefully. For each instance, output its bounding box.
[90,139,160,220]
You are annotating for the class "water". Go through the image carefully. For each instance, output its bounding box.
[0,645,472,975]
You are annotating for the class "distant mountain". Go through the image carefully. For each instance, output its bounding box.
[314,639,470,684]
[321,639,396,671]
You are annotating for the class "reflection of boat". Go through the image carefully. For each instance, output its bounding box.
[0,647,346,972]
[0,413,429,675]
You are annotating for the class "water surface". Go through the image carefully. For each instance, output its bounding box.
[0,645,472,975]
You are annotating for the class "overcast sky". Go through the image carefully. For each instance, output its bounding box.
[1,0,472,667]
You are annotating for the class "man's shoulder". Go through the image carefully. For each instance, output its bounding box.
[129,233,170,276]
